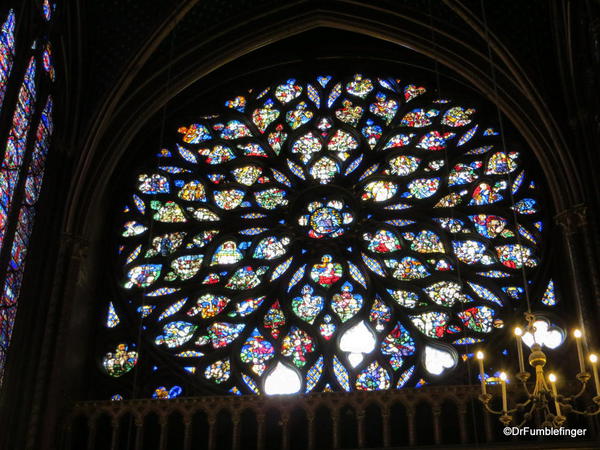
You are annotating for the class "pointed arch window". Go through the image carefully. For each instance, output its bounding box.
[0,9,16,112]
[0,3,56,382]
[102,74,556,398]
[1,97,53,310]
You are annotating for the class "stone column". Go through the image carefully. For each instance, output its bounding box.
[256,412,265,450]
[406,406,416,446]
[182,414,192,450]
[232,411,241,450]
[207,415,217,450]
[280,409,290,450]
[458,403,469,444]
[382,407,391,448]
[556,205,599,346]
[306,410,315,450]
[86,415,97,450]
[110,417,120,450]
[432,404,442,445]
[356,407,366,448]
[332,408,340,449]
[158,414,168,450]
[133,416,144,450]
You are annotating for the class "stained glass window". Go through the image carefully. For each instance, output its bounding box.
[0,56,36,252]
[0,97,52,379]
[0,10,16,112]
[42,42,55,82]
[42,0,53,22]
[105,74,551,396]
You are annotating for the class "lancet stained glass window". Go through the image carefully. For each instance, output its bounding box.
[0,57,36,254]
[0,59,39,379]
[1,97,53,311]
[105,74,553,396]
[0,4,56,384]
[0,9,16,113]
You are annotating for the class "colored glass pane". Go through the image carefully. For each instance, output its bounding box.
[240,329,275,375]
[102,344,138,377]
[0,10,16,112]
[292,285,324,324]
[42,42,55,81]
[0,57,36,250]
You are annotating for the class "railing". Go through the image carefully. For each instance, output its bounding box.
[63,385,598,450]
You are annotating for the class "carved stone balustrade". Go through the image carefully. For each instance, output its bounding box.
[62,384,598,450]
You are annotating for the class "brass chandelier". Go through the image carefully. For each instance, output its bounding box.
[476,312,600,427]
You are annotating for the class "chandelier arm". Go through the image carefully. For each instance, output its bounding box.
[486,399,533,418]
[569,380,590,400]
[557,378,589,404]
[518,383,533,397]
[481,401,505,415]
[517,402,538,426]
[568,406,600,416]
[512,398,533,411]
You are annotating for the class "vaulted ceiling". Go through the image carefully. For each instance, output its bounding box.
[78,0,560,132]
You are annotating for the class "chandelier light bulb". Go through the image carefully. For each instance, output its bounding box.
[476,350,487,396]
[573,329,586,373]
[514,327,523,336]
[548,373,561,417]
[589,354,600,396]
[514,327,525,373]
[499,372,508,413]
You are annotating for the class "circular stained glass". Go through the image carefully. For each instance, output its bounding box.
[106,74,551,396]
[298,197,354,239]
[310,207,342,234]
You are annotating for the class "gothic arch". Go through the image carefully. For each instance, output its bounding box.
[66,2,581,241]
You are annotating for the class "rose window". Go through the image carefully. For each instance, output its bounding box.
[102,74,552,397]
